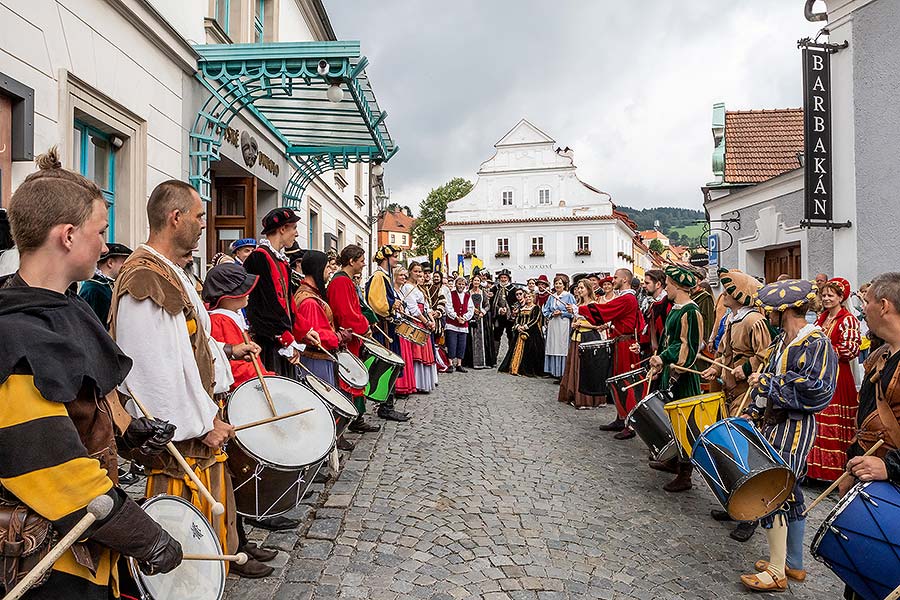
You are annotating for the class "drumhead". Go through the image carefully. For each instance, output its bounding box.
[131,495,224,600]
[337,351,369,388]
[579,340,616,349]
[304,374,359,419]
[607,368,647,383]
[362,340,404,365]
[228,376,336,468]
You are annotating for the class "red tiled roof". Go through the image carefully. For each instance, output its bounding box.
[377,210,415,233]
[724,109,803,184]
[639,230,668,240]
[441,214,624,228]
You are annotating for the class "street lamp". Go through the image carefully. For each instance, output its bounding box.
[371,161,384,177]
[326,82,344,103]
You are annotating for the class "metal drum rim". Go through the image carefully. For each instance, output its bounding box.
[304,374,359,420]
[809,479,878,558]
[362,340,405,365]
[608,368,648,383]
[578,340,617,349]
[336,351,369,386]
[128,494,225,600]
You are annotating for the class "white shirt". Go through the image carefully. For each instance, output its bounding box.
[115,244,233,441]
[445,290,475,333]
[401,283,430,318]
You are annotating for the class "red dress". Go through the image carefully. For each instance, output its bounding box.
[394,288,418,395]
[208,311,274,391]
[807,308,861,481]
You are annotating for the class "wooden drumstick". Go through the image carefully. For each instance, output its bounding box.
[671,364,707,376]
[373,324,394,345]
[802,439,885,516]
[233,407,315,432]
[2,495,114,600]
[623,372,653,391]
[884,580,900,600]
[695,354,733,371]
[734,361,767,416]
[182,552,248,565]
[240,331,277,416]
[125,386,225,517]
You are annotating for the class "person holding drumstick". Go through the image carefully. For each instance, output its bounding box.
[1,150,182,597]
[738,279,837,593]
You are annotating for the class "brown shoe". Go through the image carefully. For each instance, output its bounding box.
[740,568,787,592]
[241,542,277,563]
[648,458,678,474]
[230,557,275,579]
[754,560,806,582]
[613,428,636,440]
[663,463,693,493]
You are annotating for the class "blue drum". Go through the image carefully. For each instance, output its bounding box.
[811,481,900,600]
[691,418,796,521]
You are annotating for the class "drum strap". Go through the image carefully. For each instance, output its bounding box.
[870,358,900,452]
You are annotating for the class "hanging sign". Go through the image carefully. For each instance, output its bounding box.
[802,46,832,222]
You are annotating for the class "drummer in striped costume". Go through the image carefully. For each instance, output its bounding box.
[648,265,703,492]
[740,279,837,593]
[0,150,181,598]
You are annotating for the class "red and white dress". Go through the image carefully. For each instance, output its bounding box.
[393,286,418,395]
[806,308,861,481]
[402,283,437,392]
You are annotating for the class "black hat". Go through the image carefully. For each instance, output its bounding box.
[202,263,258,309]
[100,243,132,262]
[496,268,512,278]
[261,207,300,235]
[284,242,305,267]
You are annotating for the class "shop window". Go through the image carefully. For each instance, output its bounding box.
[501,190,513,206]
[464,239,476,255]
[538,188,551,205]
[74,120,115,241]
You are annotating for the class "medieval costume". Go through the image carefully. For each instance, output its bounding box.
[740,279,837,593]
[293,251,342,386]
[499,303,546,377]
[464,287,495,369]
[491,270,518,355]
[543,291,576,378]
[402,282,439,391]
[558,308,607,408]
[0,274,179,598]
[534,275,551,308]
[807,278,861,481]
[328,269,373,417]
[445,286,475,371]
[78,243,132,328]
[691,284,716,343]
[111,244,239,559]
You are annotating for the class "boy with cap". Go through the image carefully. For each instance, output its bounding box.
[79,242,132,328]
[230,238,257,264]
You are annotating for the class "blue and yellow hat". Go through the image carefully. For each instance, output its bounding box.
[755,279,818,313]
[664,265,697,289]
[374,244,402,262]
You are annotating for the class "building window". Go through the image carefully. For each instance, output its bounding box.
[531,236,544,256]
[496,238,509,256]
[577,236,590,251]
[355,235,363,247]
[214,0,230,35]
[253,0,265,42]
[538,188,551,205]
[390,233,396,243]
[308,207,320,249]
[74,120,115,241]
[501,190,513,206]
[336,224,345,250]
[464,239,476,255]
[400,233,407,246]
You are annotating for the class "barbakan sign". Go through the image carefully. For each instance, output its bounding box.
[802,45,833,222]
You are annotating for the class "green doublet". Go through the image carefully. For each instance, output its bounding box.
[659,302,703,399]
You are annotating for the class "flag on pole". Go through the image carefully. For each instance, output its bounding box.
[471,255,484,275]
[432,243,443,273]
[457,254,465,276]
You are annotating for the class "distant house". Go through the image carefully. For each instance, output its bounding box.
[639,230,670,248]
[377,210,415,253]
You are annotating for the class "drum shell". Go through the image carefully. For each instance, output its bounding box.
[577,341,613,396]
[302,374,359,437]
[229,444,322,519]
[691,418,796,521]
[626,391,678,462]
[360,342,403,403]
[810,481,900,600]
[336,350,369,394]
[395,316,429,345]
[663,392,726,458]
[607,368,648,416]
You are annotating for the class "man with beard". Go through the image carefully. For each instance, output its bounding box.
[640,269,671,359]
[491,268,518,355]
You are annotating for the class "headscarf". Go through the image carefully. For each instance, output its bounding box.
[301,250,329,297]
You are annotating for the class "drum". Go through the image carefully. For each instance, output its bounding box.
[126,495,225,600]
[360,339,404,403]
[303,372,359,435]
[625,390,678,462]
[607,368,648,417]
[226,376,336,518]
[336,350,369,396]
[811,480,900,600]
[663,391,726,458]
[395,315,429,345]
[577,339,614,396]
[691,418,796,521]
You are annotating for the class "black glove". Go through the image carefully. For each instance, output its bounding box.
[121,416,176,454]
[137,527,183,575]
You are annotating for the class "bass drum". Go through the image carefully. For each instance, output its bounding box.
[625,390,678,463]
[336,350,369,396]
[360,340,404,403]
[225,376,335,518]
[303,372,359,436]
[124,495,225,600]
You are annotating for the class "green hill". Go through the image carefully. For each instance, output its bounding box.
[617,206,706,246]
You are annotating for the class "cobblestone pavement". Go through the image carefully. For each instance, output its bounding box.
[223,365,844,600]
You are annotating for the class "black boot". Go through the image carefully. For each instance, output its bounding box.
[348,418,380,433]
[244,515,300,531]
[598,418,625,432]
[710,509,734,522]
[241,542,278,562]
[730,520,758,542]
[663,462,693,493]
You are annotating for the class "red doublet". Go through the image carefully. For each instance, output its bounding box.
[327,273,370,355]
[209,313,274,391]
[296,294,340,351]
[253,247,311,341]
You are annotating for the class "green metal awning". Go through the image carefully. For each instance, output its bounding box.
[190,41,397,204]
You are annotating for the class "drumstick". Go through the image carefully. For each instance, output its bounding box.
[232,407,315,432]
[2,495,114,600]
[630,355,653,369]
[671,364,707,376]
[623,372,654,391]
[802,439,885,516]
[695,354,733,372]
[240,330,277,416]
[884,581,900,600]
[373,324,394,344]
[182,552,248,565]
[735,360,768,416]
[125,385,225,517]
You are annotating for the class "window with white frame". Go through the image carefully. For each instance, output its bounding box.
[501,190,513,206]
[577,235,590,252]
[538,188,551,205]
[531,236,544,252]
[464,239,476,255]
[390,233,396,243]
[497,238,509,253]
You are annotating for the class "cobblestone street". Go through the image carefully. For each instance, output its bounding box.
[224,365,844,600]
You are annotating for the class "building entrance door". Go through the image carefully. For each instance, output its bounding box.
[209,176,257,260]
[764,244,801,282]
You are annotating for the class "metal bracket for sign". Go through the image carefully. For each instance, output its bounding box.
[800,219,852,229]
[797,36,849,53]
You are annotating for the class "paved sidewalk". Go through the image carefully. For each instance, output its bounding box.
[223,367,844,599]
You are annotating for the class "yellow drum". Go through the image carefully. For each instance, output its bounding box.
[664,392,726,458]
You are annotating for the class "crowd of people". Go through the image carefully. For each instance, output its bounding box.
[1,150,899,598]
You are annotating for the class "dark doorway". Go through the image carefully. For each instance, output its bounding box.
[764,244,801,283]
[208,176,257,261]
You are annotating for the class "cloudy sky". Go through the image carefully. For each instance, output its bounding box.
[325,1,821,212]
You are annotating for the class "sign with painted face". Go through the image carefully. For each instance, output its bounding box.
[802,46,832,222]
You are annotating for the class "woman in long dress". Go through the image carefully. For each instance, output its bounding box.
[499,291,546,377]
[392,265,418,395]
[543,275,576,379]
[465,274,496,369]
[807,277,861,481]
[401,262,438,392]
[559,279,608,408]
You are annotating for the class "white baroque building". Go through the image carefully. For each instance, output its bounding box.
[442,119,638,282]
